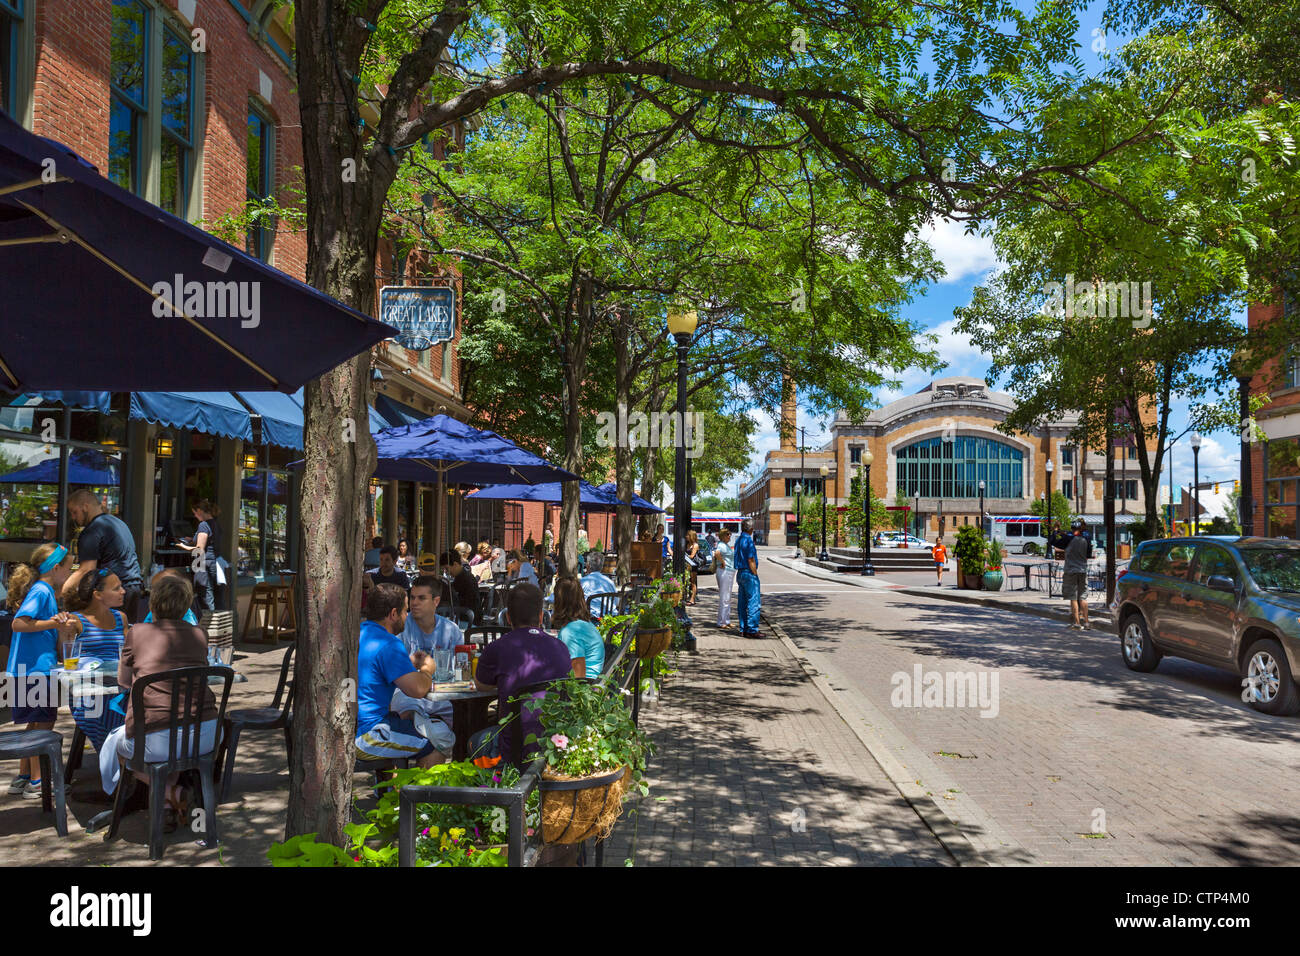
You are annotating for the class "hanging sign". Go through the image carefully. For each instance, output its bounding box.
[379,286,456,350]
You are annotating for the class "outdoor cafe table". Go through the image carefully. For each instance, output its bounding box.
[426,682,494,761]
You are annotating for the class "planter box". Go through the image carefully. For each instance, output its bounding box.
[635,626,673,659]
[982,571,1004,592]
[539,766,630,845]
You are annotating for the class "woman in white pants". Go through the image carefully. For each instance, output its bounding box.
[714,528,736,628]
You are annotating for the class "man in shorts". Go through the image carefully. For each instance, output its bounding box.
[355,584,445,767]
[1058,519,1093,630]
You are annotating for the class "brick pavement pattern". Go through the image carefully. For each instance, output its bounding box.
[605,586,952,866]
[755,549,1300,865]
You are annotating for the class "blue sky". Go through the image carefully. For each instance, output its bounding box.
[724,3,1245,502]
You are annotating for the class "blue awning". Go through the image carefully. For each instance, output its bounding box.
[374,394,426,428]
[235,390,306,450]
[29,391,112,412]
[129,391,253,442]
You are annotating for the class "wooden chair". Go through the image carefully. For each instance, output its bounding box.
[241,584,295,643]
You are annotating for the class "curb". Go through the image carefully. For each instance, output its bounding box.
[761,612,987,867]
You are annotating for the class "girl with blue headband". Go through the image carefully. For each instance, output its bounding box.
[4,542,79,798]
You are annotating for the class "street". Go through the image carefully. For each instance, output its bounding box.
[754,549,1300,865]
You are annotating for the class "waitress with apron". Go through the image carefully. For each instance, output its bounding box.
[188,499,225,612]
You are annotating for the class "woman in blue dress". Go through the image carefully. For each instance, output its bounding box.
[65,569,129,752]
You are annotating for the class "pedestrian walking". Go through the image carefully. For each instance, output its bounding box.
[1051,519,1093,629]
[932,537,948,585]
[685,530,700,605]
[734,519,762,639]
[714,528,735,628]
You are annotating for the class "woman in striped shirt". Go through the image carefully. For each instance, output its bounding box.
[65,569,129,751]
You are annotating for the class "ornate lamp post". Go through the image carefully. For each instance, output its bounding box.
[978,479,986,538]
[861,449,875,575]
[667,308,698,576]
[818,464,830,561]
[1233,347,1255,536]
[794,425,807,557]
[1045,458,1054,538]
[1190,432,1201,536]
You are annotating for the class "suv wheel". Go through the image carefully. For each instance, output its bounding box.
[1121,615,1161,672]
[1242,638,1300,716]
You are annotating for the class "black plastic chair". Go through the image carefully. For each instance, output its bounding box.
[465,624,510,646]
[588,591,620,620]
[104,665,234,861]
[214,644,294,803]
[0,729,67,836]
[354,755,410,799]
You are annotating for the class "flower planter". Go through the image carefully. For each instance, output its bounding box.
[635,626,673,659]
[538,766,630,845]
[982,570,1004,591]
[664,591,682,606]
[962,573,984,590]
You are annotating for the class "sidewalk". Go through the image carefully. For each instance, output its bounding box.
[766,552,1115,629]
[604,586,954,866]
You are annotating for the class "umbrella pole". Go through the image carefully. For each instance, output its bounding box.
[436,470,444,560]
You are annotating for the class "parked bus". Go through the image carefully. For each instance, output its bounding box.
[665,512,745,537]
[985,514,1132,554]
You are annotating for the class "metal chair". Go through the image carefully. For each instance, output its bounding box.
[465,624,510,646]
[0,729,67,836]
[104,665,234,861]
[587,591,621,620]
[214,644,294,803]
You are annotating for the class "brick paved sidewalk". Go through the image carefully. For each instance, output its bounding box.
[604,583,953,866]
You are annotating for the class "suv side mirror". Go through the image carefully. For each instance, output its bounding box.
[1206,574,1237,594]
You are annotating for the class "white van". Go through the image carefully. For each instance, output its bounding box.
[987,515,1043,554]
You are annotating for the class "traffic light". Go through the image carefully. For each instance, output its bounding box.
[1214,482,1220,494]
[1234,479,1241,493]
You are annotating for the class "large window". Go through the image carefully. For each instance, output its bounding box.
[784,477,823,497]
[246,104,275,261]
[896,436,1023,499]
[110,1,196,214]
[238,446,293,582]
[1108,479,1139,501]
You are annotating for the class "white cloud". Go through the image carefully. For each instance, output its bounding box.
[913,217,1000,283]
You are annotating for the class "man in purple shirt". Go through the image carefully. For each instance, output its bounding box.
[472,582,573,763]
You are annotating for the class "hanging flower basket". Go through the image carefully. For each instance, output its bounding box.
[538,766,630,845]
[635,626,673,659]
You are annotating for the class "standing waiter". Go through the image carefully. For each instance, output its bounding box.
[63,489,145,623]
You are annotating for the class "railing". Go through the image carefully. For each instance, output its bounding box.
[396,622,642,867]
[1013,561,1114,597]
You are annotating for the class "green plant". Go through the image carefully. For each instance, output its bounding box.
[524,534,536,554]
[1125,515,1163,545]
[591,538,603,553]
[522,677,653,794]
[659,573,683,594]
[954,525,986,577]
[597,611,637,646]
[985,537,1004,571]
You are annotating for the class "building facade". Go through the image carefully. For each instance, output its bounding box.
[741,376,1155,546]
[1246,289,1299,538]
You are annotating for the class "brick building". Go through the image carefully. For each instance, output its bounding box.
[1246,289,1300,537]
[741,376,1156,547]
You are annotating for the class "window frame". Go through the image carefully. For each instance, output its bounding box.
[158,20,196,219]
[895,435,1023,498]
[1191,544,1239,588]
[246,102,276,262]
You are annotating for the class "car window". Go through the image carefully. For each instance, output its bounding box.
[1192,545,1237,587]
[1006,525,1022,538]
[1134,543,1167,572]
[1155,544,1195,580]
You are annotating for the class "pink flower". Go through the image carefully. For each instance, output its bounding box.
[551,733,569,749]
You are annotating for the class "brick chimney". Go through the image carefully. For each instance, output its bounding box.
[780,373,797,451]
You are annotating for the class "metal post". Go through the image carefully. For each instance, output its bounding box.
[978,482,985,538]
[673,332,691,576]
[795,427,805,557]
[819,488,828,561]
[861,464,874,575]
[1192,444,1200,536]
[1239,375,1254,536]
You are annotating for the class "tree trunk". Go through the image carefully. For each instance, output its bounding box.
[288,0,390,844]
[614,330,634,586]
[559,357,583,578]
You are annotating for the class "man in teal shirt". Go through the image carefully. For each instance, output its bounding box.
[734,519,762,639]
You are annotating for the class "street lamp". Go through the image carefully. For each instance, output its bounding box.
[667,307,698,577]
[1045,458,1054,538]
[1191,432,1202,536]
[794,425,807,558]
[819,464,830,561]
[1233,347,1255,536]
[860,449,875,575]
[978,479,985,538]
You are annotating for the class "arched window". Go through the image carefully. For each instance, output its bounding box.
[896,436,1023,498]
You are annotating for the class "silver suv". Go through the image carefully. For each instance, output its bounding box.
[1114,537,1300,715]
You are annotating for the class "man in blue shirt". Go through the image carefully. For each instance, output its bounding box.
[355,584,443,767]
[734,519,762,639]
[579,569,617,617]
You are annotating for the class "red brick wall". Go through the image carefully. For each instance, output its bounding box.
[31,0,306,281]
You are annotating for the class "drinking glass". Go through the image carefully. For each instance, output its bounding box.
[62,640,82,671]
[433,647,454,682]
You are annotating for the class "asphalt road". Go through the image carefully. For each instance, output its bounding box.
[753,548,1300,865]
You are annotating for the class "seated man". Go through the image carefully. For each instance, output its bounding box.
[355,584,445,767]
[440,550,481,622]
[368,545,411,592]
[363,536,384,570]
[471,582,573,763]
[579,567,617,617]
[390,576,460,749]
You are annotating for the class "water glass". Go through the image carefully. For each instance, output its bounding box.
[433,647,454,682]
[62,640,82,671]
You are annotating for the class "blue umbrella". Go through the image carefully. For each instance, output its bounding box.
[241,472,288,498]
[0,447,121,485]
[369,415,577,554]
[594,482,664,514]
[0,110,397,391]
[466,480,627,512]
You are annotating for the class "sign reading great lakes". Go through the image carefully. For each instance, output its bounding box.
[380,286,456,350]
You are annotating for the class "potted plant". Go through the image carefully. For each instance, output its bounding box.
[635,594,677,658]
[526,678,652,845]
[953,525,986,589]
[659,574,684,606]
[983,538,1005,591]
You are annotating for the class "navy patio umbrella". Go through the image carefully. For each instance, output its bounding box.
[594,482,664,514]
[0,109,397,391]
[367,415,578,553]
[466,480,627,511]
[0,447,121,485]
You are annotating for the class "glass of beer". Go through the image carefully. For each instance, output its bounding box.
[62,640,82,671]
